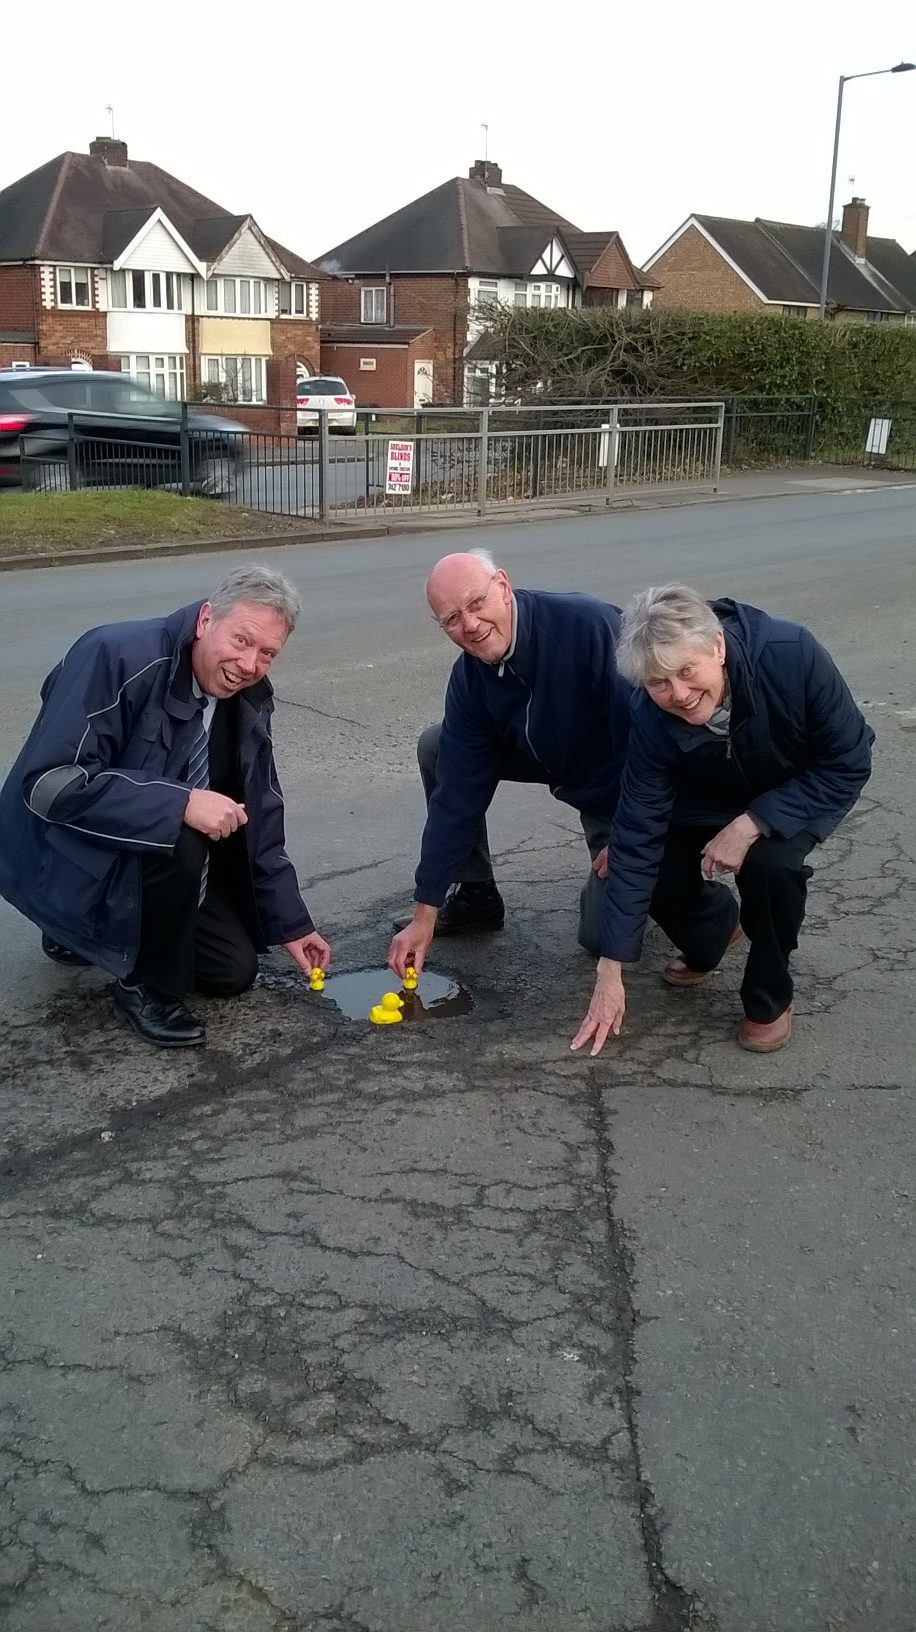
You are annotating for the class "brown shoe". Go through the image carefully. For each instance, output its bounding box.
[737,1005,793,1054]
[663,924,745,987]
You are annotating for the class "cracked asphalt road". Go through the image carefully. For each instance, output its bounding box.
[1,487,914,1631]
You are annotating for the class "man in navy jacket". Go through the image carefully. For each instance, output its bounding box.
[571,585,874,1057]
[0,564,330,1048]
[388,549,633,979]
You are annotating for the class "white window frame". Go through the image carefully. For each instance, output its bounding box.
[119,353,187,400]
[206,277,269,317]
[361,287,387,324]
[279,281,307,317]
[475,278,500,307]
[527,282,562,310]
[109,270,184,311]
[201,354,268,403]
[56,266,91,309]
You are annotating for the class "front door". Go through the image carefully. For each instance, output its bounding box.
[413,360,433,409]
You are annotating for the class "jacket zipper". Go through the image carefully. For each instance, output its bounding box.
[506,662,551,776]
[727,730,752,795]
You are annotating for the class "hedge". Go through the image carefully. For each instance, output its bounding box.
[477,306,916,411]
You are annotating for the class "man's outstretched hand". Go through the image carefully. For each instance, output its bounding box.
[571,958,626,1057]
[283,932,332,976]
[388,904,438,979]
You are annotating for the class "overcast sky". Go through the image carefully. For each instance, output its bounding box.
[4,1,915,267]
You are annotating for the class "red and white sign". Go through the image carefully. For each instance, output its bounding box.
[385,439,415,495]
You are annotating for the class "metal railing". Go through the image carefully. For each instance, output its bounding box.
[17,401,725,521]
[19,394,914,522]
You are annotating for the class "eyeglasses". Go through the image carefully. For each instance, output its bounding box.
[434,573,499,634]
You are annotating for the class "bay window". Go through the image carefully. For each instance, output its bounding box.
[202,355,267,403]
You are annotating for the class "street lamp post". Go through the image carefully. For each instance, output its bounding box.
[817,61,915,320]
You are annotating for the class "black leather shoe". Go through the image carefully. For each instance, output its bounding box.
[41,933,90,967]
[393,883,506,938]
[112,980,206,1048]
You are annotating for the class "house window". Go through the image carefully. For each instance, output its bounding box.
[527,282,562,310]
[110,271,183,311]
[513,282,528,307]
[119,354,186,400]
[782,305,808,318]
[56,267,91,309]
[208,277,269,317]
[202,355,268,403]
[279,281,307,316]
[361,287,386,324]
[865,310,890,322]
[475,279,500,306]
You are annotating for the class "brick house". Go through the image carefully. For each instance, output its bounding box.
[645,199,916,321]
[0,136,324,426]
[315,160,657,406]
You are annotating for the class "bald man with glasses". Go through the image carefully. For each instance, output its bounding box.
[388,549,633,979]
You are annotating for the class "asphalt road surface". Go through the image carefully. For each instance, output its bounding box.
[1,485,914,1631]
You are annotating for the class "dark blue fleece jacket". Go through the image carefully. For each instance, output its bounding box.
[415,590,632,906]
[599,598,875,962]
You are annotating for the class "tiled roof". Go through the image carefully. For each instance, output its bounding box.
[685,213,915,313]
[318,172,651,289]
[0,149,321,277]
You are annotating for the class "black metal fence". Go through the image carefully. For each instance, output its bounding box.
[12,396,916,523]
[720,394,916,473]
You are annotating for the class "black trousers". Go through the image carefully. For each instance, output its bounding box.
[651,825,816,1023]
[130,828,259,1000]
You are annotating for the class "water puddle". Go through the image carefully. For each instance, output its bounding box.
[258,964,472,1022]
[317,967,472,1023]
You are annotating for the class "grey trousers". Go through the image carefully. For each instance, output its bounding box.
[418,722,610,952]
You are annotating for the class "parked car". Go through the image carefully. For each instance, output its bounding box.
[296,376,357,433]
[0,369,246,494]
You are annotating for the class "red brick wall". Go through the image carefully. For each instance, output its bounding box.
[269,317,320,372]
[320,342,411,408]
[36,308,108,364]
[649,225,764,312]
[0,265,39,331]
[320,274,469,401]
[0,342,36,366]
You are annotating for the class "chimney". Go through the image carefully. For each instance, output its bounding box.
[89,136,129,167]
[840,197,869,260]
[468,158,502,188]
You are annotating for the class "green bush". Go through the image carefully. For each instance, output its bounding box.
[481,307,916,412]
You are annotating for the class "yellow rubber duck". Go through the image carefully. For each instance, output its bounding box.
[369,991,404,1025]
[309,967,325,991]
[402,966,419,991]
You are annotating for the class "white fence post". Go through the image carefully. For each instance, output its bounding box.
[477,408,489,516]
[605,406,620,504]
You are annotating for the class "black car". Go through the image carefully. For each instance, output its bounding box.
[0,369,246,495]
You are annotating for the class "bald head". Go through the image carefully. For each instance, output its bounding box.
[426,550,515,661]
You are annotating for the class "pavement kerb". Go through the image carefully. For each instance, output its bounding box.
[2,469,914,572]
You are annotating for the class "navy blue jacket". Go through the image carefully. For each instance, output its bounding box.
[600,599,874,962]
[415,590,633,906]
[0,602,313,976]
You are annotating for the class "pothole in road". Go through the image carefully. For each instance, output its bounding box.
[259,965,473,1023]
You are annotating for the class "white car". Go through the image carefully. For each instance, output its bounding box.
[296,376,357,433]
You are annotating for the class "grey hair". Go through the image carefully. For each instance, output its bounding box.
[208,564,301,632]
[617,584,722,685]
[469,547,496,571]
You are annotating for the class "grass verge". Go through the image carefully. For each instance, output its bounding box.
[0,490,309,556]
